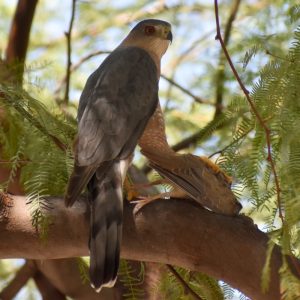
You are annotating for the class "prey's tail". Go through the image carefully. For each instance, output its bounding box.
[142,149,242,216]
[88,161,123,292]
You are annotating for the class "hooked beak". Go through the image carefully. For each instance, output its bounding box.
[167,31,173,43]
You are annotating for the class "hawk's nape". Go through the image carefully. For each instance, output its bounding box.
[64,19,172,292]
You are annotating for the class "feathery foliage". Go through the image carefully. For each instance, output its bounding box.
[118,260,145,300]
[76,257,90,285]
[156,266,224,300]
[216,25,300,296]
[0,84,76,238]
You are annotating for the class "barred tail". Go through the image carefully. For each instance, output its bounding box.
[88,161,123,291]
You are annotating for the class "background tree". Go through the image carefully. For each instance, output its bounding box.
[0,0,300,299]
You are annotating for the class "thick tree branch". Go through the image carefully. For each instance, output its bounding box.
[170,122,222,153]
[141,262,165,299]
[0,0,38,193]
[0,194,296,299]
[34,259,118,300]
[33,269,66,300]
[0,260,36,299]
[5,0,38,83]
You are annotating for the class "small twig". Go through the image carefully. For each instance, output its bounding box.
[54,50,110,98]
[178,31,214,63]
[214,0,283,223]
[214,0,241,118]
[265,50,292,62]
[63,0,77,104]
[161,74,214,106]
[72,50,111,72]
[208,127,252,158]
[166,264,203,300]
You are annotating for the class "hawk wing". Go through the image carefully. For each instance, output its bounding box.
[77,47,158,166]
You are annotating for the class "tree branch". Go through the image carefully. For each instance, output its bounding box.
[214,0,283,223]
[214,0,241,118]
[33,269,66,300]
[0,194,296,300]
[54,50,110,99]
[0,0,38,194]
[63,0,77,104]
[34,258,118,300]
[161,75,213,106]
[2,92,67,152]
[171,125,214,152]
[0,260,36,299]
[208,127,251,159]
[5,0,38,83]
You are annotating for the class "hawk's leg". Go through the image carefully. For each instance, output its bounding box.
[123,177,166,201]
[132,191,171,214]
[131,181,188,214]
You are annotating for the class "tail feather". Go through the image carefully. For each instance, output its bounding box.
[89,161,123,291]
[64,164,96,207]
[65,161,112,207]
[103,223,121,284]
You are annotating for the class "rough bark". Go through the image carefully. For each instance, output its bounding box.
[33,269,66,300]
[0,194,296,300]
[5,0,38,82]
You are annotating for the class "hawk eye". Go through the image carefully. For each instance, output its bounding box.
[144,25,155,35]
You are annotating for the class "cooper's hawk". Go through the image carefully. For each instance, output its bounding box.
[138,103,242,216]
[65,19,172,291]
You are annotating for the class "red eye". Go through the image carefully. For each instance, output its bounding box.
[144,25,155,35]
